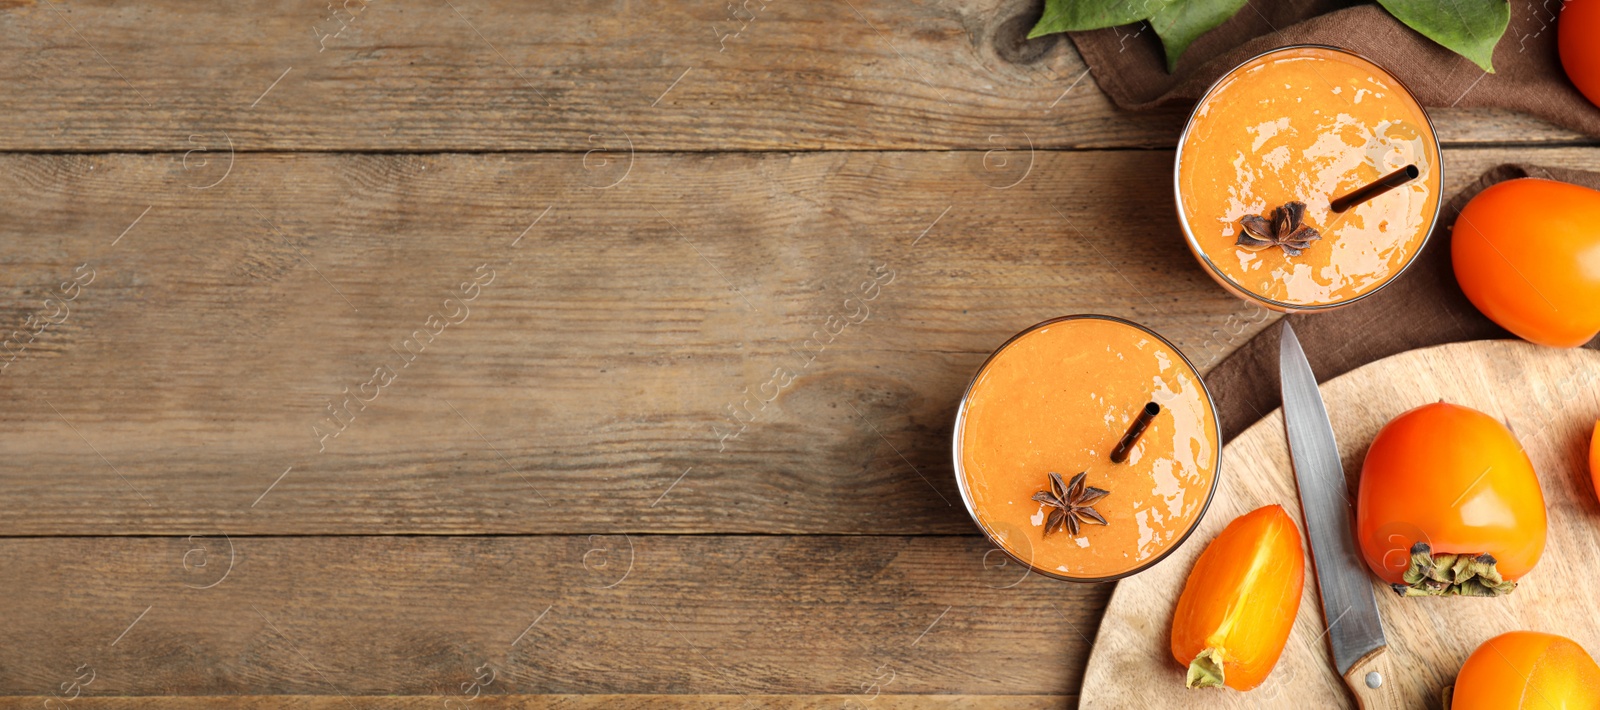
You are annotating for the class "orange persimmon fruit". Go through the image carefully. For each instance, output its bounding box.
[1449,631,1600,709]
[1170,504,1304,691]
[1451,178,1600,348]
[1591,420,1600,505]
[1357,402,1546,597]
[1561,0,1600,110]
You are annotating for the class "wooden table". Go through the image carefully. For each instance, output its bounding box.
[0,2,1588,707]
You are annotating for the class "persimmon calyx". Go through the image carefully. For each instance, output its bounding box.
[1185,648,1226,689]
[1392,542,1517,597]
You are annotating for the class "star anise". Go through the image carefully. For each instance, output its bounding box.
[1237,201,1321,257]
[1032,471,1110,537]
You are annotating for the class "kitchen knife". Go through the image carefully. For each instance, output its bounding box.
[1279,321,1404,708]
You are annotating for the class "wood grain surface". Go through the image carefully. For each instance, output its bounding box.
[4,147,1595,537]
[0,0,1587,152]
[0,535,1103,702]
[0,697,1065,709]
[3,0,1591,705]
[1083,340,1600,708]
[2,147,1251,537]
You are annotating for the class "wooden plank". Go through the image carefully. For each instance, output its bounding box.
[0,148,1258,535]
[0,0,1584,152]
[0,146,1586,536]
[0,535,1107,698]
[0,697,1066,709]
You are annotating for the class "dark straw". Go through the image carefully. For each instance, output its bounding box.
[1329,164,1420,213]
[1110,401,1161,463]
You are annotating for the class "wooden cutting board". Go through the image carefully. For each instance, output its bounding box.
[1081,340,1600,709]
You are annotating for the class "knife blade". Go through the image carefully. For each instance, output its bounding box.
[1279,321,1402,707]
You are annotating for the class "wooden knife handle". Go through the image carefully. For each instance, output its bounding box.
[1343,646,1407,709]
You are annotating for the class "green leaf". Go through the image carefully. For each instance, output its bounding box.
[1376,0,1510,73]
[1027,0,1246,71]
[1028,0,1174,39]
[1148,0,1249,72]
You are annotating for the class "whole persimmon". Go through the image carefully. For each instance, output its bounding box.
[1450,631,1600,709]
[1561,0,1600,109]
[1452,178,1600,348]
[1357,402,1546,597]
[1591,420,1600,505]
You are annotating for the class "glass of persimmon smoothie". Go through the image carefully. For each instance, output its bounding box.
[953,315,1221,582]
[1176,45,1442,312]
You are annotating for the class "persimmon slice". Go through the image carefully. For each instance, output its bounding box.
[1170,505,1304,691]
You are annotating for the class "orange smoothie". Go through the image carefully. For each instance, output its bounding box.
[954,316,1220,581]
[1177,46,1441,310]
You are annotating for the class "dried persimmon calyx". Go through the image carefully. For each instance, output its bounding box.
[1186,647,1227,689]
[1392,541,1517,597]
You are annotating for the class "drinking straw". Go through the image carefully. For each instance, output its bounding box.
[1111,402,1161,463]
[1330,164,1420,213]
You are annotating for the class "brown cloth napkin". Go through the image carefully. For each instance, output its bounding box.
[1070,0,1600,137]
[1208,164,1600,441]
